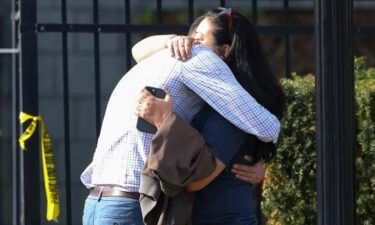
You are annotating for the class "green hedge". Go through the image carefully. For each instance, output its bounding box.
[262,57,375,225]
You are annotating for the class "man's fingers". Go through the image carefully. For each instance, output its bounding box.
[147,95,155,103]
[162,85,173,103]
[164,92,172,103]
[137,98,145,105]
[137,92,148,103]
[141,88,153,98]
[138,97,153,107]
[135,104,147,118]
[135,103,142,111]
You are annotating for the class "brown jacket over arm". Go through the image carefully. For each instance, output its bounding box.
[139,113,217,225]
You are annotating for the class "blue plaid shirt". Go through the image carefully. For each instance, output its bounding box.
[80,45,280,192]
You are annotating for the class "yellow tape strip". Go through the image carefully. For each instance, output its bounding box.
[19,112,60,222]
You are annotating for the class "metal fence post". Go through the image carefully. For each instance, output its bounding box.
[315,0,355,224]
[12,0,20,224]
[18,0,40,224]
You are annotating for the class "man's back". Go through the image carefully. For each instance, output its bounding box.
[96,49,201,155]
[81,47,208,192]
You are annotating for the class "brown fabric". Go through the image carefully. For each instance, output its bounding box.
[139,113,217,225]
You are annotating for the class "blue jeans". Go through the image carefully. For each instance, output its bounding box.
[82,195,144,225]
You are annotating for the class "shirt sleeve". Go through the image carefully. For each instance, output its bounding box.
[181,45,280,143]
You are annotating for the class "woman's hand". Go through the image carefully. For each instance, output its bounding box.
[135,86,173,129]
[231,155,265,186]
[167,35,196,61]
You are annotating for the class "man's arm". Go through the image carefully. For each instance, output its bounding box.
[185,157,225,192]
[181,45,280,143]
[143,109,225,192]
[135,88,263,191]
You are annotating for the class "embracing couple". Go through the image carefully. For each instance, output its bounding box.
[81,8,285,225]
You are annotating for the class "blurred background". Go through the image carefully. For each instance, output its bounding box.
[0,0,374,224]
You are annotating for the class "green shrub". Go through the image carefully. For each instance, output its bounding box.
[262,74,317,225]
[354,59,375,225]
[262,58,375,225]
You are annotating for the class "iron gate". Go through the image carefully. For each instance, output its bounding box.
[7,0,373,224]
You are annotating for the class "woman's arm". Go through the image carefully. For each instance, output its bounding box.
[132,35,196,63]
[132,34,176,63]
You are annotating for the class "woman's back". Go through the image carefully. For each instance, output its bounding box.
[191,105,258,225]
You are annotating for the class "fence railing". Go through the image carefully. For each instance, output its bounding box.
[10,0,372,224]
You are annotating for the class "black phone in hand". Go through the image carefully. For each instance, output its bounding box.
[136,86,166,134]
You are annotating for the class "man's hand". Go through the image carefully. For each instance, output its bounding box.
[135,86,173,129]
[231,155,265,186]
[167,35,196,61]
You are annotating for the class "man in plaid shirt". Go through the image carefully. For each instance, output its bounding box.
[81,44,279,225]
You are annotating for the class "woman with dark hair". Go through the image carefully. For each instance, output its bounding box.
[134,8,285,225]
[198,8,286,161]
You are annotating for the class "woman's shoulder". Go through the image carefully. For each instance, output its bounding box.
[193,105,245,135]
[193,105,224,123]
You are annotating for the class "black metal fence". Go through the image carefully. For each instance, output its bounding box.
[5,0,374,224]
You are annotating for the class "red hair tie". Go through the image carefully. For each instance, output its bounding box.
[226,11,232,32]
[218,8,233,32]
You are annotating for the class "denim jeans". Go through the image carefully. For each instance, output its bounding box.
[82,195,144,225]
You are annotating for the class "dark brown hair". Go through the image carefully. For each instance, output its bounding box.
[205,9,286,162]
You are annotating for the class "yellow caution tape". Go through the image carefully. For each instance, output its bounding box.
[19,112,60,222]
